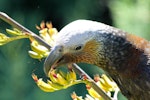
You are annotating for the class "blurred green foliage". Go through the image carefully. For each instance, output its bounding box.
[0,0,149,100]
[110,0,150,40]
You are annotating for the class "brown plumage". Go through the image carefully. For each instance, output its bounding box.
[44,20,150,100]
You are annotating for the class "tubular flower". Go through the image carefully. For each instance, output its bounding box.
[36,21,58,46]
[71,92,103,100]
[32,69,86,92]
[28,21,58,59]
[0,21,57,59]
[71,74,120,100]
[86,74,119,99]
[86,84,103,100]
[71,92,84,100]
[33,68,119,100]
[0,28,29,45]
[94,74,119,92]
[28,38,49,59]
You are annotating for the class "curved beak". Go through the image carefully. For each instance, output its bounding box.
[44,46,63,76]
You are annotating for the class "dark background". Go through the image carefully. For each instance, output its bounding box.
[0,0,150,100]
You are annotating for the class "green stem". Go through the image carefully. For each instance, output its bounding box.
[63,80,87,89]
[6,35,29,43]
[0,12,112,100]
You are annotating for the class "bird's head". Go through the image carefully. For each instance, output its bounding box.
[44,20,109,75]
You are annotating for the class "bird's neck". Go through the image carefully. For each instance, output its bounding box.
[96,33,146,78]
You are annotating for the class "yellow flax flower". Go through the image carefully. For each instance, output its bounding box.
[71,92,84,100]
[86,74,119,100]
[32,69,85,92]
[86,84,103,100]
[28,21,58,59]
[94,74,119,93]
[0,28,28,45]
[70,74,119,100]
[36,21,58,46]
[28,37,49,59]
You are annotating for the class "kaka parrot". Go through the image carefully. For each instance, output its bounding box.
[44,20,150,100]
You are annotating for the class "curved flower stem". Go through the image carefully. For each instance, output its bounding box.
[0,12,112,100]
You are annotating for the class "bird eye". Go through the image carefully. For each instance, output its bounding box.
[75,45,82,50]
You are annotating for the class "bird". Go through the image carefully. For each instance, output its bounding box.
[44,20,150,100]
